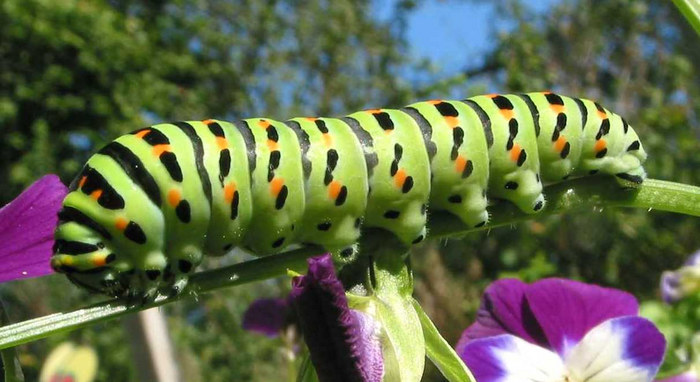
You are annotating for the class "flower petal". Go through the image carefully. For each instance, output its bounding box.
[458,334,565,382]
[565,316,666,382]
[290,254,383,382]
[656,370,699,382]
[0,175,67,283]
[683,250,700,267]
[525,278,639,356]
[661,270,683,304]
[661,249,700,304]
[456,278,547,353]
[242,298,290,337]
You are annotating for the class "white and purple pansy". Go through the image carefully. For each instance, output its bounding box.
[456,278,666,382]
[661,250,700,304]
[290,254,384,382]
[0,175,67,283]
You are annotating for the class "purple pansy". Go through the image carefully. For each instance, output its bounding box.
[0,175,67,283]
[661,250,700,304]
[457,278,666,382]
[242,297,291,337]
[290,254,383,382]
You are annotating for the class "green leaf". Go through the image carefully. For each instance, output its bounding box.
[672,0,700,36]
[412,300,475,382]
[295,354,319,382]
[373,295,425,382]
[0,300,24,382]
[367,243,425,381]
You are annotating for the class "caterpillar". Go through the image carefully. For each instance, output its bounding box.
[51,92,647,299]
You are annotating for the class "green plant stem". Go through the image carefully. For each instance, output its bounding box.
[673,0,700,36]
[430,177,700,238]
[0,247,321,350]
[0,177,699,349]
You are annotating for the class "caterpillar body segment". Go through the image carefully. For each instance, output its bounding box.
[286,117,368,255]
[344,109,432,246]
[51,92,647,298]
[404,100,490,229]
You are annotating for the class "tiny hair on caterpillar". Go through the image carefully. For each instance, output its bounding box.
[51,92,646,299]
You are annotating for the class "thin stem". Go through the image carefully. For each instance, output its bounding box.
[0,177,699,349]
[0,247,321,350]
[429,177,700,238]
[672,0,700,36]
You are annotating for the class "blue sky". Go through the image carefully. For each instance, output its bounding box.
[378,0,559,75]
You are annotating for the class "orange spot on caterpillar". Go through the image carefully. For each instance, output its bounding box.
[394,169,407,189]
[223,182,237,203]
[328,180,342,200]
[115,217,128,231]
[78,176,87,189]
[554,136,568,152]
[258,119,271,129]
[510,144,522,162]
[550,104,566,113]
[152,144,171,156]
[167,189,181,207]
[594,139,607,152]
[541,90,552,94]
[597,110,607,119]
[216,137,228,150]
[134,129,150,139]
[444,116,459,128]
[305,117,318,122]
[270,177,284,196]
[486,93,499,98]
[322,133,333,147]
[93,257,107,267]
[61,257,74,266]
[202,119,216,125]
[455,155,468,173]
[267,140,279,151]
[500,109,515,119]
[90,190,103,201]
[366,109,382,114]
[426,100,442,105]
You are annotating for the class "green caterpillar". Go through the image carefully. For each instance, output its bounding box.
[51,92,647,298]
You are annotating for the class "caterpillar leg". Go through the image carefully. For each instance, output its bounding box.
[433,183,490,228]
[494,170,546,213]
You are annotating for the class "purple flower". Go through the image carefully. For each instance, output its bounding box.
[290,254,383,382]
[0,175,67,283]
[661,250,700,304]
[456,278,666,381]
[242,297,291,338]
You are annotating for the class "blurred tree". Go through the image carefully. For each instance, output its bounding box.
[1,0,419,203]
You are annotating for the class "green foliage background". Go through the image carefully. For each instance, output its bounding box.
[0,0,698,380]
